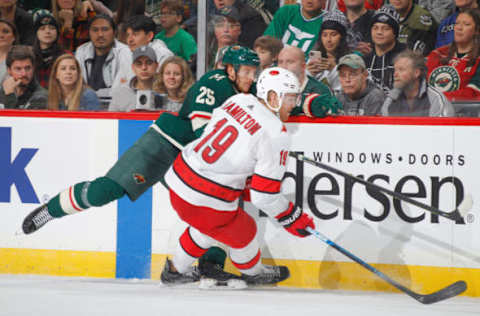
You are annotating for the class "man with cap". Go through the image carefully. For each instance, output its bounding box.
[390,0,438,55]
[109,45,161,111]
[32,9,66,88]
[75,14,127,107]
[336,53,385,115]
[112,15,173,94]
[363,4,407,93]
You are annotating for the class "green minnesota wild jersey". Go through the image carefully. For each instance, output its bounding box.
[154,69,238,148]
[264,4,324,54]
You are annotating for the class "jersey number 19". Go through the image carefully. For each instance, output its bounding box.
[194,118,239,164]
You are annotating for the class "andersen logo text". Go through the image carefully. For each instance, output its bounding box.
[285,152,466,225]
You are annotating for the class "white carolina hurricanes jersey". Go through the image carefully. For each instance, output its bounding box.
[165,93,292,217]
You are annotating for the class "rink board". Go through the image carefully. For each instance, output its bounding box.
[1,111,480,297]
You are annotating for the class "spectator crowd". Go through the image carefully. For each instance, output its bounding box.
[1,0,480,117]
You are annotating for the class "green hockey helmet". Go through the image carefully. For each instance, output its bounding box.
[221,45,260,70]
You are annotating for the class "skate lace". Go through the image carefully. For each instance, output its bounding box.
[32,208,53,227]
[260,266,280,278]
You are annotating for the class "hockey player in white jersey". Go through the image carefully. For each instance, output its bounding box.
[161,67,316,287]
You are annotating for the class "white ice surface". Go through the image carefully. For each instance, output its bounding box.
[0,274,478,316]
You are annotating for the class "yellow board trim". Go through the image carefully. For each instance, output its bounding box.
[2,249,479,297]
[0,248,115,278]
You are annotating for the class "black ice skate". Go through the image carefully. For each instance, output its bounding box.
[198,261,247,289]
[241,264,290,286]
[161,259,200,285]
[22,204,54,234]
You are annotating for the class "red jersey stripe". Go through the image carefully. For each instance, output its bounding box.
[179,227,208,258]
[231,250,261,270]
[173,155,243,202]
[251,174,281,194]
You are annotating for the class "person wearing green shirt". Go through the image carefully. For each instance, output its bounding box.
[263,0,325,55]
[155,0,196,63]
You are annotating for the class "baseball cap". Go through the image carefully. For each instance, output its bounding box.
[338,53,366,69]
[132,45,157,62]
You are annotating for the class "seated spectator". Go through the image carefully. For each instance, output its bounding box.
[0,0,33,45]
[278,45,341,118]
[390,0,437,56]
[0,19,16,84]
[337,0,384,12]
[52,0,95,52]
[113,0,144,43]
[156,0,197,63]
[32,10,67,88]
[113,15,173,90]
[253,35,283,71]
[383,50,454,116]
[208,10,241,69]
[75,14,127,106]
[48,53,100,110]
[109,45,159,111]
[264,0,325,55]
[436,0,478,49]
[211,0,267,48]
[153,55,194,112]
[344,0,376,55]
[363,5,407,92]
[307,9,350,93]
[417,0,454,24]
[427,8,480,101]
[0,45,47,109]
[336,53,385,115]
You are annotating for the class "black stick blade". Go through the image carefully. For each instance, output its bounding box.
[410,281,467,305]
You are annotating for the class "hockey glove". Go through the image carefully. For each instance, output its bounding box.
[303,93,342,118]
[275,203,315,238]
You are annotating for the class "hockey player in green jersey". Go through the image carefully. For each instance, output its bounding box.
[21,46,260,275]
[264,0,325,55]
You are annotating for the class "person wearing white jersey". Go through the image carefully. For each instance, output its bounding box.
[161,67,316,287]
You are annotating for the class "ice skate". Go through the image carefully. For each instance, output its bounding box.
[241,264,290,286]
[160,259,200,285]
[198,260,247,290]
[22,204,54,234]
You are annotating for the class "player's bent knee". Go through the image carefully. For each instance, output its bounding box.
[226,210,257,249]
[87,177,126,207]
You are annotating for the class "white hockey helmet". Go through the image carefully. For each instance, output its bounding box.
[256,67,301,112]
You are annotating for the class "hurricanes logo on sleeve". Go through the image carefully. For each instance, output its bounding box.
[133,173,146,184]
[429,66,461,92]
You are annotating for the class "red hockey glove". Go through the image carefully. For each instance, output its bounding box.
[275,203,315,238]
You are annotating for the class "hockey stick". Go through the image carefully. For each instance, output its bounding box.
[289,152,473,222]
[306,227,467,304]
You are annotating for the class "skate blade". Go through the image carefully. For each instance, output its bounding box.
[199,278,247,290]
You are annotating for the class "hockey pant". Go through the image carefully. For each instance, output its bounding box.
[169,190,263,275]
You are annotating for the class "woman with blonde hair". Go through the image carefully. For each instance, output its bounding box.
[48,53,100,110]
[153,55,194,112]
